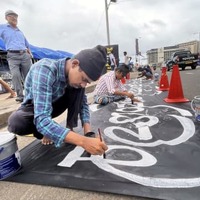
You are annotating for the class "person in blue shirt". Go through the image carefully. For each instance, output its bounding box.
[8,45,108,156]
[0,10,32,102]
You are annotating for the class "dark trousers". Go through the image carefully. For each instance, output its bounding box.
[8,87,85,139]
[110,65,115,71]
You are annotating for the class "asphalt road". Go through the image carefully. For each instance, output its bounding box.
[0,67,200,200]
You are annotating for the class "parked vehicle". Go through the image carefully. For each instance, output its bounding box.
[166,50,199,71]
[164,60,172,71]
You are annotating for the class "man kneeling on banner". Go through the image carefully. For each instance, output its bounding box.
[8,45,108,156]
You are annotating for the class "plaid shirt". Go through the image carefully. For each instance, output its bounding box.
[94,70,126,96]
[23,58,90,147]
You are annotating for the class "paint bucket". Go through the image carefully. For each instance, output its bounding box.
[0,132,21,180]
[154,73,159,81]
[191,95,200,122]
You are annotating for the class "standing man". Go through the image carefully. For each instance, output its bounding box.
[8,45,108,156]
[108,49,117,70]
[0,10,32,102]
[123,51,132,70]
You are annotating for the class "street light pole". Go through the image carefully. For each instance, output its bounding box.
[104,0,117,46]
[198,32,200,52]
[105,0,110,45]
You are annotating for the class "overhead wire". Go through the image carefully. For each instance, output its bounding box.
[88,9,105,46]
[89,0,134,46]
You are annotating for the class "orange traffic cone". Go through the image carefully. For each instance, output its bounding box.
[164,64,189,103]
[158,67,169,91]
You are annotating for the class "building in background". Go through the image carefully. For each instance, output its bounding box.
[146,40,200,66]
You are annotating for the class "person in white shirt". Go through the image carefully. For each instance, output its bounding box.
[123,51,132,66]
[93,64,139,105]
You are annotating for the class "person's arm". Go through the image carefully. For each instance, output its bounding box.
[114,81,139,100]
[72,94,107,155]
[24,36,30,49]
[0,77,16,97]
[114,90,134,99]
[24,37,33,57]
[80,93,91,134]
[114,89,140,102]
[26,48,32,56]
[0,24,5,38]
[64,131,107,155]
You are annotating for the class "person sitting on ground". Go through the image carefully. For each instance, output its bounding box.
[8,45,108,156]
[137,64,153,80]
[0,76,16,98]
[93,63,140,105]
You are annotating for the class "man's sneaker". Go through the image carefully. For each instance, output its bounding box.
[15,96,24,102]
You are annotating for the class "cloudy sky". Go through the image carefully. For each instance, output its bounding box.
[1,0,200,61]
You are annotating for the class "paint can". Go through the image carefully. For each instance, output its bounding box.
[154,73,159,81]
[191,95,200,122]
[0,132,21,180]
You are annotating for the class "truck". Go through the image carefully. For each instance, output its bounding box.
[166,50,199,71]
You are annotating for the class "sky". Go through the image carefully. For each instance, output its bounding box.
[1,0,200,62]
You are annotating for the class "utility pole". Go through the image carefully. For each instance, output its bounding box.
[105,0,110,45]
[104,0,117,46]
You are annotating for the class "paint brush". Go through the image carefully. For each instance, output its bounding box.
[131,99,134,104]
[98,128,106,159]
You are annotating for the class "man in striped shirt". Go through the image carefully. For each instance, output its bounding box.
[8,45,108,156]
[94,64,139,105]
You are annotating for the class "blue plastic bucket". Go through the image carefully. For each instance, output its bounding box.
[0,132,21,180]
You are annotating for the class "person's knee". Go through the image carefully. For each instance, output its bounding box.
[101,97,109,105]
[95,96,109,105]
[8,111,23,135]
[8,110,32,135]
